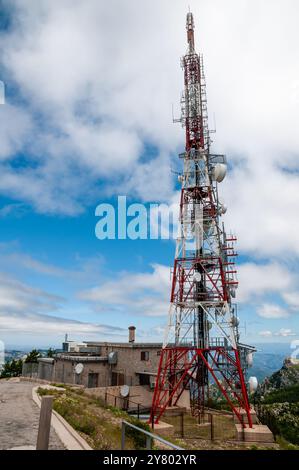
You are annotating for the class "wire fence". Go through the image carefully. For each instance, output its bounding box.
[101,390,236,442]
[102,391,150,419]
[22,362,38,378]
[162,410,235,441]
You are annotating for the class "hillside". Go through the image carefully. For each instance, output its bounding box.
[257,359,299,397]
[255,359,299,447]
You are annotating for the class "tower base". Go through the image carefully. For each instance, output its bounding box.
[150,346,253,427]
[235,424,274,443]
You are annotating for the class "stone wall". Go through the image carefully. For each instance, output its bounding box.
[53,358,109,387]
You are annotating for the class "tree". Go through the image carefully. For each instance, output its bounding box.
[25,349,41,363]
[0,359,23,378]
[46,348,55,358]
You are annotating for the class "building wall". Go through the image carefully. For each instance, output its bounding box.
[105,345,161,386]
[38,360,54,381]
[48,343,161,388]
[85,385,154,409]
[53,358,109,387]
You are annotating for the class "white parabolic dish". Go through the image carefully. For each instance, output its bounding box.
[120,384,130,397]
[75,363,84,375]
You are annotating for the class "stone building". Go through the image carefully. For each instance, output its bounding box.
[37,327,162,388]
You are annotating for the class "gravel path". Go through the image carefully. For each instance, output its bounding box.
[0,379,65,450]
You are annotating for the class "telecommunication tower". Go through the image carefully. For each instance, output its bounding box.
[150,12,255,427]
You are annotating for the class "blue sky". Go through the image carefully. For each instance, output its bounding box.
[0,0,299,351]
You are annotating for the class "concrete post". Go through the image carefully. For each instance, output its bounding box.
[209,413,214,441]
[36,396,54,450]
[180,412,184,438]
[121,422,126,450]
[146,436,152,450]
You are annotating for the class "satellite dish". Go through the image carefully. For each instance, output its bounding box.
[246,353,253,367]
[231,316,239,328]
[212,163,227,183]
[120,385,130,398]
[249,376,258,393]
[75,363,84,375]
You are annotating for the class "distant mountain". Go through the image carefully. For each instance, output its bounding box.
[249,352,286,382]
[248,343,292,383]
[258,358,299,396]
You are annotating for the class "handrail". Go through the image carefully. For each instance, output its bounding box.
[121,420,183,450]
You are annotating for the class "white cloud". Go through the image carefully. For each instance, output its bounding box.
[0,0,299,344]
[0,310,124,336]
[258,330,273,337]
[79,263,170,317]
[257,303,289,319]
[0,272,62,314]
[237,262,294,303]
[274,328,296,337]
[0,104,32,160]
[0,0,298,223]
[282,292,299,311]
[0,270,127,345]
[258,328,296,337]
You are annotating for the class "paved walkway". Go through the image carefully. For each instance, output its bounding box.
[0,379,65,450]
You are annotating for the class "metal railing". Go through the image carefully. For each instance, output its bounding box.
[121,420,183,450]
[104,391,150,419]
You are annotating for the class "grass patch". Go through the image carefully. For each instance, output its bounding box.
[276,436,299,450]
[37,386,152,449]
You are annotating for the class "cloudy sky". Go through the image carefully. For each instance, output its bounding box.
[0,0,298,350]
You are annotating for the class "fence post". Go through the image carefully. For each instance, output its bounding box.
[210,413,214,441]
[36,396,53,450]
[121,422,126,450]
[151,412,155,431]
[241,414,245,442]
[146,436,152,450]
[105,390,107,406]
[137,403,140,420]
[180,412,184,438]
[114,395,117,407]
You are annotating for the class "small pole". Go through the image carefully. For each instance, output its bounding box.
[36,396,53,450]
[151,412,155,431]
[137,403,140,420]
[180,412,184,438]
[114,395,117,407]
[105,390,107,405]
[146,436,152,450]
[121,422,126,450]
[210,413,214,441]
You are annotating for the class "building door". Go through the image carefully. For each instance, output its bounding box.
[88,373,99,388]
[111,372,125,386]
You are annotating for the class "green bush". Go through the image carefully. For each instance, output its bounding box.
[126,417,152,450]
[260,402,299,445]
[262,385,299,404]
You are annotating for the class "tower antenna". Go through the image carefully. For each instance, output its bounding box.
[150,12,255,428]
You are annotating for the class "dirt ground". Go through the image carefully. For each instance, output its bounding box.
[0,379,64,450]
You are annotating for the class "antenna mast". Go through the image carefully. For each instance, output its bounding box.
[150,12,255,427]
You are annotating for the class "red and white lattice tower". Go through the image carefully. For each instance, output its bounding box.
[150,12,255,427]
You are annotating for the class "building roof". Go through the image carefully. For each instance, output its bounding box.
[83,341,162,349]
[55,354,108,362]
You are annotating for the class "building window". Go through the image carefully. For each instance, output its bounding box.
[139,374,150,385]
[88,373,99,388]
[141,351,149,361]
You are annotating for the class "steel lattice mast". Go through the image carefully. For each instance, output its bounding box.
[150,12,254,427]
